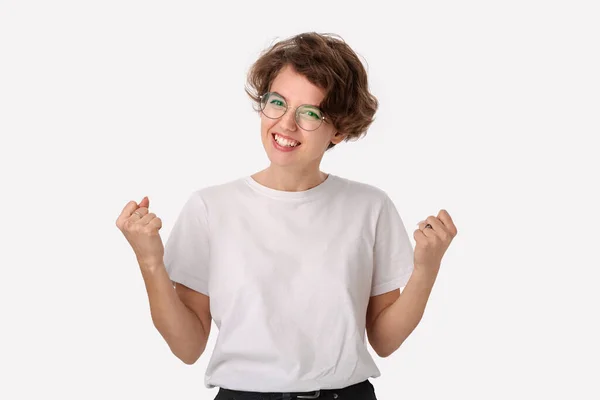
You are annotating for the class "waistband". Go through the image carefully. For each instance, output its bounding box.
[216,379,373,400]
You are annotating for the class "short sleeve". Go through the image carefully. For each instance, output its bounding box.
[163,192,210,296]
[371,194,414,296]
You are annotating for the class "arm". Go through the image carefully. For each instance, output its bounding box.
[366,268,437,358]
[139,260,212,365]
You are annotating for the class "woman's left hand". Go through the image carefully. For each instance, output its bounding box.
[413,209,458,275]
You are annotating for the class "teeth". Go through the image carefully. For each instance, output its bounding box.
[274,134,300,147]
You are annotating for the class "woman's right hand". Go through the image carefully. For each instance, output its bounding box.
[116,196,165,268]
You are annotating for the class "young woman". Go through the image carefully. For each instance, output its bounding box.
[117,32,457,400]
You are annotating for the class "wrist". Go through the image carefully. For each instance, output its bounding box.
[412,264,439,286]
[138,257,164,272]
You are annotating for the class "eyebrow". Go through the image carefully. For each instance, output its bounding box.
[270,91,322,109]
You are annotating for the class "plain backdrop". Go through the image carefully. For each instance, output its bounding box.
[1,1,598,399]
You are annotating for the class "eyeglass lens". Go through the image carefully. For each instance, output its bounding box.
[260,92,323,131]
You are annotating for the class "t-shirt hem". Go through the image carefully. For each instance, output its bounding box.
[168,269,209,296]
[370,268,413,296]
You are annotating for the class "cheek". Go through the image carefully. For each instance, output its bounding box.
[260,116,277,135]
[311,127,336,147]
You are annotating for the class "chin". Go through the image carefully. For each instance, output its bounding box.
[262,135,296,164]
[265,150,298,168]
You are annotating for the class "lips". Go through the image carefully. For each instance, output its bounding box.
[271,132,301,152]
[272,132,301,146]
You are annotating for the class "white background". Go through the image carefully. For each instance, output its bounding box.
[1,1,598,399]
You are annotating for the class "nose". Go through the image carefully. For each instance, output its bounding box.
[280,108,297,131]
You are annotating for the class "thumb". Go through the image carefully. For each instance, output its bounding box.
[138,196,150,209]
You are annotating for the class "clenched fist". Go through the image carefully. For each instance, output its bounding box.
[413,209,457,275]
[116,196,164,268]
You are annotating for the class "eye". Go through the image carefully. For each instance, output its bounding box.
[270,99,285,107]
[298,107,322,120]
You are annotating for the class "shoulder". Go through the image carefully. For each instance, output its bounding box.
[332,174,390,205]
[183,176,258,215]
[189,177,248,202]
[331,175,407,223]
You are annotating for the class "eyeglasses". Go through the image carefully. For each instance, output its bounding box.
[259,92,326,131]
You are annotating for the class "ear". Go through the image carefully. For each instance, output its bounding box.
[330,131,348,145]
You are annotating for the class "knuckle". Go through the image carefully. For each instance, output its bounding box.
[142,226,155,235]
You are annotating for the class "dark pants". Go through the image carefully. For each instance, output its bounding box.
[214,379,378,400]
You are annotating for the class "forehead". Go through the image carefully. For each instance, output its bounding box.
[269,65,326,106]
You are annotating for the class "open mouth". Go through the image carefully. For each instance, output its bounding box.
[272,133,301,148]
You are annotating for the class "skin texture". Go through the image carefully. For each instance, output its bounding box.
[252,64,347,192]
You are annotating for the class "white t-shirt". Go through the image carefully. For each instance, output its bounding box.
[163,173,414,392]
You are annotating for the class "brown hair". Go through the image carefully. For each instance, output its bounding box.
[245,32,378,150]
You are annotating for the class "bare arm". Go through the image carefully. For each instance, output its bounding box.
[139,261,212,364]
[366,268,436,357]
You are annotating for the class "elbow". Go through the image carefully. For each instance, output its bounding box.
[171,341,206,365]
[371,338,404,358]
[370,341,391,358]
[374,345,395,358]
[178,348,203,365]
[180,355,198,365]
[155,325,207,365]
[376,349,391,358]
[372,322,420,358]
[368,333,393,358]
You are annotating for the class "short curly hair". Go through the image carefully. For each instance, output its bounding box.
[245,32,378,150]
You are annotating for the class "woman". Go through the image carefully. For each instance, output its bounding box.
[117,32,457,400]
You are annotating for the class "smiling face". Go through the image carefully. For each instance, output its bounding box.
[260,65,346,171]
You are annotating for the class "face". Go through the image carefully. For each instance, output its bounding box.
[259,65,346,171]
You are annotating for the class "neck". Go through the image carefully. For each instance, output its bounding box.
[252,165,328,192]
